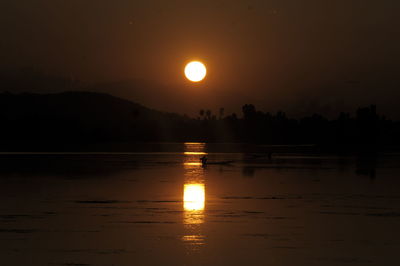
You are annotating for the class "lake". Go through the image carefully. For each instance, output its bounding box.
[0,143,399,265]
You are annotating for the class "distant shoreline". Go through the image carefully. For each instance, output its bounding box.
[0,142,398,155]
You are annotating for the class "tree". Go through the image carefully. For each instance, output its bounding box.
[206,109,212,120]
[199,109,205,120]
[242,104,256,120]
[219,107,225,120]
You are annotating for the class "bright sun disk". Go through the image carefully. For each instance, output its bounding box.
[184,61,207,82]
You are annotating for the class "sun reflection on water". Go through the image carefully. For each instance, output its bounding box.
[182,142,206,250]
[183,162,202,167]
[184,184,205,211]
[184,152,207,155]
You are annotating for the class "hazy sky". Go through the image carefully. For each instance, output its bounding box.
[1,0,400,117]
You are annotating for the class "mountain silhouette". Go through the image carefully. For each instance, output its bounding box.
[0,91,194,151]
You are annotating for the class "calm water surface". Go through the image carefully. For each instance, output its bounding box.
[0,143,400,265]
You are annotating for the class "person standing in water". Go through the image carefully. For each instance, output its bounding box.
[200,156,207,165]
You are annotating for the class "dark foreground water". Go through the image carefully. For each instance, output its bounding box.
[0,143,400,266]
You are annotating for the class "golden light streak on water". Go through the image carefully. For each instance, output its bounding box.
[182,142,207,250]
[184,152,207,155]
[184,184,205,211]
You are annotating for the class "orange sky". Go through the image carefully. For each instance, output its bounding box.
[1,0,400,117]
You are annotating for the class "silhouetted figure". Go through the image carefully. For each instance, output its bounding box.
[200,156,208,165]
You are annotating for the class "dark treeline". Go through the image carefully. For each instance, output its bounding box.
[190,104,400,152]
[0,91,399,152]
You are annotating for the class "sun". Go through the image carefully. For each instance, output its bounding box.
[184,61,207,82]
